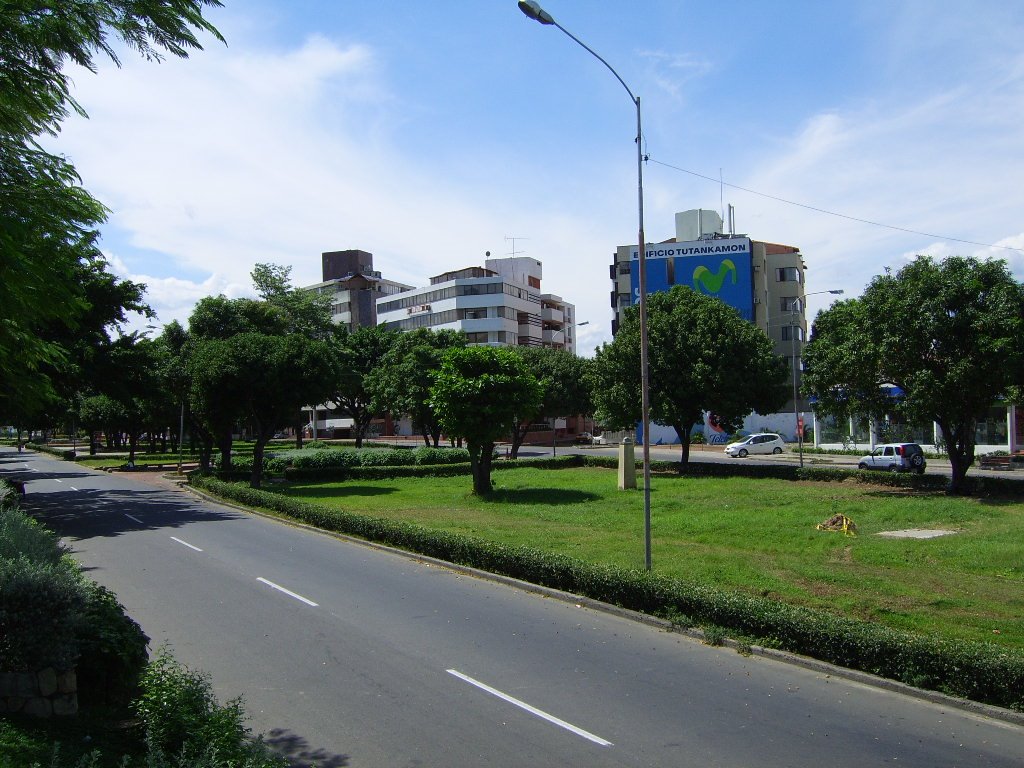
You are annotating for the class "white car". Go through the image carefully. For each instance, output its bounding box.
[857,443,926,474]
[724,433,786,458]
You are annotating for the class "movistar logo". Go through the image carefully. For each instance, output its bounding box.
[692,259,737,293]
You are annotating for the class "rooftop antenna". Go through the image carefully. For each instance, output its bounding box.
[504,235,529,257]
[728,203,736,236]
[719,168,725,222]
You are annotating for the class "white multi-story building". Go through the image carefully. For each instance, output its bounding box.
[377,255,579,353]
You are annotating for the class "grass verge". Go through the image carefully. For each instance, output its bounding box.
[189,466,1024,711]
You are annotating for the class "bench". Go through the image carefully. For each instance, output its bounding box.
[979,454,1023,471]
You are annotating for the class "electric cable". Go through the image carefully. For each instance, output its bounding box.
[647,156,1024,255]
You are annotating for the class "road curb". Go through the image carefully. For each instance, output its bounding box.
[178,480,1024,729]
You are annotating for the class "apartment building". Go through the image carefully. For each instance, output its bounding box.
[304,249,413,330]
[377,255,578,353]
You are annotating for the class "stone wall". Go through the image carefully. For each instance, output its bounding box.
[0,668,78,717]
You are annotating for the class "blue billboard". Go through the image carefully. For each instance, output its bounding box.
[629,237,754,321]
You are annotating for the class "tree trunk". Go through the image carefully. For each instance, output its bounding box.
[198,433,214,473]
[674,422,692,467]
[217,431,233,471]
[250,437,267,489]
[470,441,494,495]
[939,420,975,494]
[509,422,530,460]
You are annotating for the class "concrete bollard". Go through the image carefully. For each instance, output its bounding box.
[618,437,637,490]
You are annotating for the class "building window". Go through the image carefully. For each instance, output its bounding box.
[780,325,803,341]
[975,406,1009,445]
[780,296,800,312]
[776,267,801,282]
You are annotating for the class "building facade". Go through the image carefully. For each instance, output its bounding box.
[609,209,813,443]
[304,249,414,330]
[377,255,578,352]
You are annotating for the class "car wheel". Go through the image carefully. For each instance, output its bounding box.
[738,448,748,458]
[858,462,868,470]
[772,446,783,454]
[889,464,899,472]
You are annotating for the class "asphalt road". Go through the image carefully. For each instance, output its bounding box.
[4,447,1023,767]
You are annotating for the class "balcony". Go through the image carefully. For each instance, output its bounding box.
[541,305,564,324]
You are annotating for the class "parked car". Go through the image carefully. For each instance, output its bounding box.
[574,432,593,445]
[724,433,786,457]
[857,443,926,474]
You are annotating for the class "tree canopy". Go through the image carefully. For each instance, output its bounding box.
[328,325,397,448]
[0,0,222,424]
[509,347,594,458]
[365,327,466,447]
[592,286,788,464]
[430,346,543,495]
[802,255,1024,493]
[182,267,338,485]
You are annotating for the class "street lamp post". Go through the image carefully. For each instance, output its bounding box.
[519,0,654,571]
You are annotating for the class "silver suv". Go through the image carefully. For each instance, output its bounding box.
[857,443,926,474]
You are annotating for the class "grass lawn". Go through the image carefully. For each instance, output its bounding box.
[270,466,1024,650]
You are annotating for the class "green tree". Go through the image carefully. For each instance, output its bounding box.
[592,286,788,465]
[365,328,467,446]
[0,0,222,424]
[430,346,543,495]
[251,262,335,338]
[509,347,594,458]
[328,325,397,447]
[802,255,1024,493]
[189,333,336,487]
[78,393,127,452]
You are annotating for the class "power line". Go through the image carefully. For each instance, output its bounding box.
[647,157,1024,255]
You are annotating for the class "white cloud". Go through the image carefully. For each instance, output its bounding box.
[47,7,1024,356]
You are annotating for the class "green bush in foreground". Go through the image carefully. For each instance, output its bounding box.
[76,583,150,707]
[190,474,1024,711]
[1,483,148,704]
[135,648,285,768]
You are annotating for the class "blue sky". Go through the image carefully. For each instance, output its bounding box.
[53,0,1024,355]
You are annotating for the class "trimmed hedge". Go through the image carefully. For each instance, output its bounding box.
[582,454,799,480]
[282,453,584,482]
[0,554,87,671]
[25,442,76,460]
[189,474,1024,711]
[76,582,150,706]
[1,482,149,695]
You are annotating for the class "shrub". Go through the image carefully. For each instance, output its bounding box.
[76,582,150,707]
[354,448,411,467]
[411,446,471,465]
[0,556,87,671]
[24,443,76,461]
[135,648,285,767]
[0,505,69,567]
[303,439,333,450]
[288,449,359,470]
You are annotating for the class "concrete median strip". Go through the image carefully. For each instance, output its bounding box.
[876,529,958,539]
